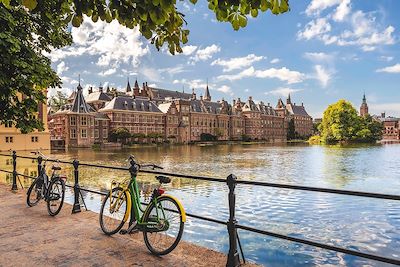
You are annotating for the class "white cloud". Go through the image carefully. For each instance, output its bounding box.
[297,18,331,40]
[300,3,396,52]
[216,85,232,94]
[304,52,334,63]
[173,79,208,90]
[332,0,351,22]
[217,66,305,84]
[181,45,198,56]
[56,61,69,75]
[190,44,221,62]
[158,65,187,75]
[379,56,394,62]
[47,16,149,68]
[376,63,400,73]
[305,0,342,16]
[369,103,400,117]
[141,67,162,82]
[270,58,280,64]
[211,54,264,72]
[265,87,303,97]
[99,68,117,76]
[313,65,333,87]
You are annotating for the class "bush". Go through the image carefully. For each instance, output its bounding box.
[308,135,321,145]
[241,134,251,141]
[200,133,217,141]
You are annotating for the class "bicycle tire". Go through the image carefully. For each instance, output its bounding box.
[99,187,128,235]
[27,177,42,207]
[143,195,185,255]
[46,178,66,216]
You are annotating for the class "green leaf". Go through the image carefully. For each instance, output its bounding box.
[238,14,247,27]
[1,0,11,8]
[250,9,258,17]
[71,15,83,27]
[22,0,37,10]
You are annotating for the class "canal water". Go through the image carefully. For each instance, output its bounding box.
[1,143,399,266]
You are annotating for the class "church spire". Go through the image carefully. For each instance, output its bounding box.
[287,93,291,104]
[126,77,131,92]
[204,79,211,101]
[360,92,368,117]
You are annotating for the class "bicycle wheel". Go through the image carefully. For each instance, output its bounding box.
[27,177,42,207]
[143,195,185,255]
[99,187,128,235]
[47,178,66,216]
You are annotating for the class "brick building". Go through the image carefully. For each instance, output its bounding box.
[48,80,313,148]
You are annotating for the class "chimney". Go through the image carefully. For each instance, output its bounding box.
[233,99,236,105]
[249,96,253,101]
[200,95,203,101]
[381,112,386,118]
[302,102,304,106]
[267,102,270,106]
[88,87,93,94]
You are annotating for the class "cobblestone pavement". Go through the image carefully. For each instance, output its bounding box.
[0,184,257,267]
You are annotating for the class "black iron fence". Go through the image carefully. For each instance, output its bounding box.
[0,151,399,266]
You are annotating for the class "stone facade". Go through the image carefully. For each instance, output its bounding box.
[49,80,313,148]
[0,92,50,151]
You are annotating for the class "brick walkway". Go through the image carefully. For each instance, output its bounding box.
[0,184,256,267]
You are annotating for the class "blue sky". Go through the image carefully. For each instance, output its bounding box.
[48,0,400,118]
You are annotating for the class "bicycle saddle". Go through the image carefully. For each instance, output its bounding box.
[156,175,171,184]
[52,166,61,171]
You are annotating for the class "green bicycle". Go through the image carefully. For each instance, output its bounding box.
[99,155,186,255]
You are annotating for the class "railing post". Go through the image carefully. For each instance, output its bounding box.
[11,151,17,191]
[226,174,240,267]
[72,159,81,213]
[128,158,138,226]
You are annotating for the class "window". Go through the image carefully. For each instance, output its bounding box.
[4,121,12,128]
[70,117,76,126]
[94,129,99,139]
[81,129,87,138]
[81,117,87,126]
[31,136,38,143]
[95,119,99,126]
[103,129,107,139]
[70,129,76,139]
[5,136,13,143]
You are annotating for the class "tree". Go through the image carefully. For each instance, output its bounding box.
[287,118,296,140]
[317,100,383,144]
[48,91,68,112]
[109,127,131,144]
[1,0,289,133]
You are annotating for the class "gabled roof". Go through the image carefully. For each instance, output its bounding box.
[158,102,172,113]
[86,91,112,103]
[189,99,222,114]
[257,102,277,116]
[100,96,162,113]
[148,87,192,100]
[242,98,259,112]
[286,104,310,117]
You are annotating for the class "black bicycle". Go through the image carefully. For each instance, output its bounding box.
[26,151,66,216]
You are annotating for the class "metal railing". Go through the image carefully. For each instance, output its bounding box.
[0,151,399,266]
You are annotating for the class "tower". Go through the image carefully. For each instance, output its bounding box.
[360,93,368,117]
[286,93,292,105]
[126,77,132,93]
[204,80,211,101]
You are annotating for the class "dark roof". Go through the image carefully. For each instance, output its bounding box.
[286,104,310,117]
[86,91,112,103]
[149,87,192,100]
[189,99,223,114]
[242,98,259,112]
[100,96,162,113]
[257,102,277,116]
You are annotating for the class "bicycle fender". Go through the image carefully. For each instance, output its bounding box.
[163,194,186,223]
[124,190,132,222]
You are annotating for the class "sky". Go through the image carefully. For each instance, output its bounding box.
[47,0,400,118]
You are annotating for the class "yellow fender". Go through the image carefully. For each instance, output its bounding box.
[163,194,186,222]
[123,190,132,222]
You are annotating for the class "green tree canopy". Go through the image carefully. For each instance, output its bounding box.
[0,0,289,133]
[48,91,68,112]
[318,100,383,144]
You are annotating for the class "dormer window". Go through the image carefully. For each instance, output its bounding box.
[132,102,136,110]
[124,101,128,109]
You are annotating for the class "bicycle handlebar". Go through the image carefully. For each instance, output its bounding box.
[127,155,163,170]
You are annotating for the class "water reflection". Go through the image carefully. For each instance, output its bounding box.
[0,143,399,267]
